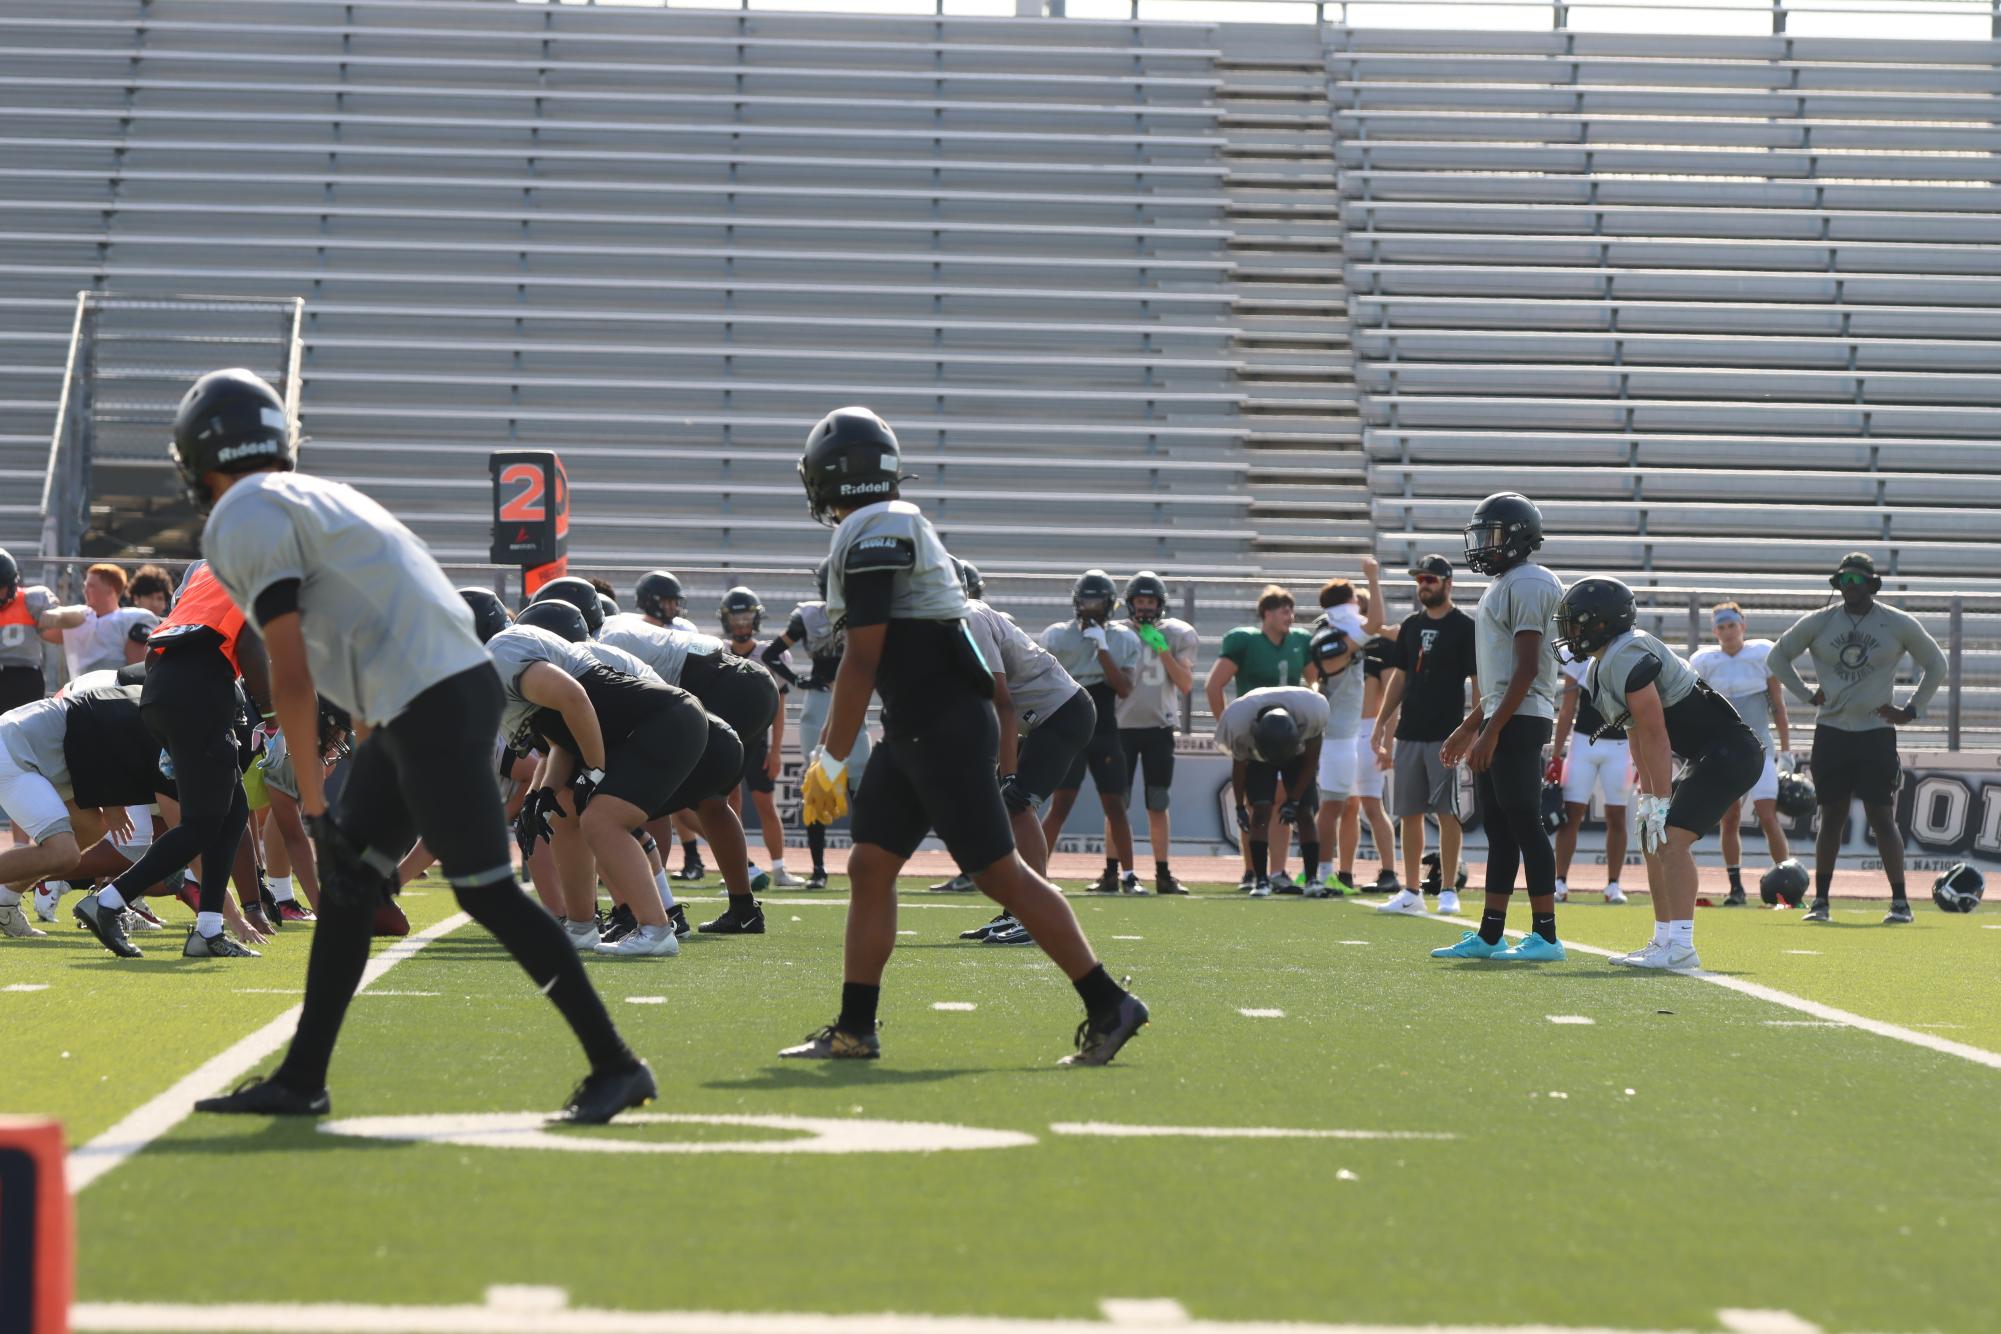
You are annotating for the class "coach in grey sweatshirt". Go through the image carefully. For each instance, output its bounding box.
[1770,553,1946,922]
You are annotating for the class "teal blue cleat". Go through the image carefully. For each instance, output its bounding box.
[1429,930,1506,959]
[1493,933,1567,962]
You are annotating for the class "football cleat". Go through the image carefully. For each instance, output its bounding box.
[194,1077,330,1117]
[747,865,772,893]
[0,903,47,938]
[30,882,61,923]
[1329,871,1358,896]
[780,1024,881,1060]
[1302,878,1330,900]
[557,1059,657,1124]
[372,901,410,937]
[769,866,805,889]
[127,899,167,930]
[1154,872,1189,896]
[565,919,602,951]
[275,898,316,923]
[1087,868,1120,895]
[594,924,680,957]
[1802,900,1831,924]
[667,903,691,938]
[698,901,766,935]
[1883,900,1914,925]
[1609,941,1700,972]
[929,873,975,893]
[985,923,1035,946]
[1268,871,1296,895]
[1376,889,1428,916]
[1248,877,1272,899]
[183,929,260,959]
[1721,888,1748,908]
[1430,930,1505,960]
[1237,871,1256,894]
[1060,991,1149,1067]
[1603,884,1629,906]
[672,857,707,883]
[1436,891,1463,916]
[1373,870,1401,893]
[74,891,142,958]
[1120,870,1146,896]
[961,911,1013,941]
[600,903,637,945]
[1491,934,1566,963]
[805,869,829,890]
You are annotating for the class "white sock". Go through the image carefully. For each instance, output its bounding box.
[1605,880,1622,894]
[1669,919,1695,948]
[1554,878,1567,894]
[772,859,787,872]
[653,869,676,909]
[196,910,224,937]
[1651,921,1669,947]
[98,885,128,911]
[269,875,295,903]
[0,888,20,908]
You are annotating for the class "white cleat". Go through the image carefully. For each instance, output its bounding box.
[0,903,48,938]
[1437,890,1462,916]
[1609,941,1701,971]
[31,883,62,923]
[594,924,680,957]
[768,866,805,888]
[1552,880,1568,903]
[1603,883,1629,905]
[1375,889,1428,916]
[1249,877,1272,899]
[564,920,601,952]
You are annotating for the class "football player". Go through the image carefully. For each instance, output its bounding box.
[56,563,159,678]
[630,572,706,877]
[1771,554,1945,925]
[760,563,873,889]
[163,369,650,1124]
[1549,655,1631,906]
[788,407,1147,1065]
[0,548,87,850]
[1349,574,1402,895]
[1108,571,1198,895]
[1306,570,1380,895]
[1207,586,1314,890]
[1038,571,1142,894]
[1431,494,1568,963]
[1213,686,1329,898]
[1558,578,1763,970]
[720,587,797,887]
[1690,602,1792,906]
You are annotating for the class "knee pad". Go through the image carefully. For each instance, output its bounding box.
[1144,784,1173,814]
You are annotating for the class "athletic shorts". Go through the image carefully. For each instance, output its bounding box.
[600,696,711,817]
[1744,747,1778,804]
[741,732,774,796]
[1318,729,1359,800]
[1351,730,1385,801]
[1244,755,1313,810]
[1393,737,1457,818]
[1120,725,1175,805]
[1059,685,1127,798]
[140,645,243,823]
[658,714,746,817]
[1810,725,1901,809]
[0,664,44,715]
[0,744,70,842]
[1015,688,1094,810]
[851,692,1015,872]
[242,753,271,811]
[795,685,872,785]
[682,653,778,793]
[1562,736,1631,807]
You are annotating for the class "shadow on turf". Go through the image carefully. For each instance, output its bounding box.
[704,1064,996,1091]
[1435,960,1749,978]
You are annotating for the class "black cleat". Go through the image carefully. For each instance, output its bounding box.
[195,1076,329,1117]
[985,923,1035,946]
[183,929,260,958]
[805,868,829,890]
[667,903,691,938]
[960,910,1013,941]
[1374,869,1401,894]
[557,1059,657,1125]
[698,900,765,935]
[673,857,707,883]
[1154,872,1189,896]
[1237,871,1256,894]
[1884,899,1914,925]
[1722,888,1748,907]
[601,903,637,944]
[1802,899,1831,923]
[1060,990,1150,1067]
[928,873,975,893]
[1087,868,1120,895]
[74,891,142,958]
[258,884,285,931]
[780,1024,881,1060]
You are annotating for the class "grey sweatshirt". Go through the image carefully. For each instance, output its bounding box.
[1770,602,1946,732]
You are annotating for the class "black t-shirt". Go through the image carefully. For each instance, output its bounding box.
[531,665,678,757]
[1392,608,1478,742]
[63,692,174,808]
[1361,634,1396,681]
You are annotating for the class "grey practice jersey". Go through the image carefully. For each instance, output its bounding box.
[1040,620,1143,691]
[203,471,492,726]
[1213,686,1331,763]
[1770,602,1947,733]
[0,586,57,670]
[583,640,663,685]
[486,624,600,742]
[0,678,137,797]
[1113,616,1199,731]
[1584,629,1700,733]
[599,614,724,686]
[965,600,1080,733]
[795,602,840,657]
[823,500,968,626]
[1474,562,1564,722]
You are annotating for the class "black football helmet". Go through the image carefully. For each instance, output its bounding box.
[1308,624,1351,674]
[530,576,605,636]
[169,368,296,510]
[1760,859,1811,907]
[597,593,619,622]
[517,598,589,644]
[1072,569,1116,624]
[1775,768,1817,819]
[1124,570,1168,624]
[0,546,17,608]
[720,586,763,636]
[1249,707,1302,765]
[316,696,354,762]
[1932,863,1984,914]
[457,587,512,644]
[1463,492,1543,576]
[634,570,684,623]
[1556,577,1636,660]
[799,406,906,526]
[956,559,984,601]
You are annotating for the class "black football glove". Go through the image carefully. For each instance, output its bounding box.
[304,811,380,910]
[514,787,558,859]
[1234,802,1252,833]
[998,772,1031,815]
[1279,800,1300,826]
[569,766,606,814]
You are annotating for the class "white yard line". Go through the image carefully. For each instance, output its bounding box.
[1237,1008,1285,1019]
[1545,1015,1595,1025]
[66,912,472,1194]
[1350,901,2001,1073]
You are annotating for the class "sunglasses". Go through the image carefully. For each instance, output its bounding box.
[1835,572,1874,587]
[1413,574,1443,587]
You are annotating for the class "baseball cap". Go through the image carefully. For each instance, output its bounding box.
[1409,555,1453,580]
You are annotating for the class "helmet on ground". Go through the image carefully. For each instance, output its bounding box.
[1932,863,1984,914]
[1249,707,1302,765]
[1557,577,1636,661]
[517,599,589,644]
[1760,859,1811,908]
[457,587,513,644]
[634,570,684,622]
[799,406,904,526]
[1463,492,1544,576]
[530,576,605,636]
[169,368,296,509]
[1124,570,1169,623]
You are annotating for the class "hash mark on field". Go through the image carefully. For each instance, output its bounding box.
[1112,934,1144,941]
[1051,1122,1455,1141]
[362,990,441,998]
[897,930,917,936]
[1784,949,1822,955]
[1100,1298,1189,1325]
[1717,1310,1825,1334]
[1545,1015,1594,1025]
[1339,939,1370,945]
[1238,1008,1285,1019]
[487,1286,569,1313]
[232,988,303,995]
[932,1002,976,1012]
[626,996,667,1005]
[1763,1020,1843,1028]
[2,982,49,993]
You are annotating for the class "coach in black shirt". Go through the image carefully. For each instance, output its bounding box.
[1370,555,1477,913]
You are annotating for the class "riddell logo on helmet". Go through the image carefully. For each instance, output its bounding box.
[839,479,891,496]
[215,439,279,464]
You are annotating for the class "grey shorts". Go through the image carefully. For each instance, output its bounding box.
[1393,738,1457,819]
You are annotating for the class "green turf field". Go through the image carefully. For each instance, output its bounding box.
[8,879,2000,1334]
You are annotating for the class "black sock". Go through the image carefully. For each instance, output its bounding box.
[1104,857,1119,877]
[728,892,757,915]
[681,839,699,864]
[1532,911,1558,944]
[1889,878,1907,903]
[806,823,826,872]
[838,982,880,1035]
[1300,840,1320,881]
[1072,963,1126,1016]
[1727,865,1743,889]
[1249,839,1269,879]
[1477,908,1507,945]
[1155,860,1171,881]
[272,896,376,1091]
[458,881,634,1073]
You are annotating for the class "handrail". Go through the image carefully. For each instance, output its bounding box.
[37,291,88,592]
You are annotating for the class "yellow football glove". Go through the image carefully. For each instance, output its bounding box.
[802,749,850,825]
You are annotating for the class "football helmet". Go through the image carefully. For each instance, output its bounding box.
[1463,492,1544,576]
[799,406,905,526]
[1072,569,1117,624]
[1760,859,1811,908]
[1556,577,1636,661]
[1932,863,1984,914]
[517,598,589,644]
[720,586,763,637]
[1124,570,1168,624]
[530,576,605,636]
[634,570,684,622]
[457,587,512,644]
[169,368,296,510]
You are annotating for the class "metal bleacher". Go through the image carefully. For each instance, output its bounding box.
[0,0,1383,579]
[1332,24,2001,593]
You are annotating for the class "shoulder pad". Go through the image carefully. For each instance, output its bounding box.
[1623,652,1664,694]
[845,534,917,574]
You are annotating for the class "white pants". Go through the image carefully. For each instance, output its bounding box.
[117,804,156,858]
[795,688,871,787]
[1562,736,1632,807]
[1351,729,1385,800]
[1318,730,1359,799]
[1745,748,1778,803]
[0,747,72,843]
